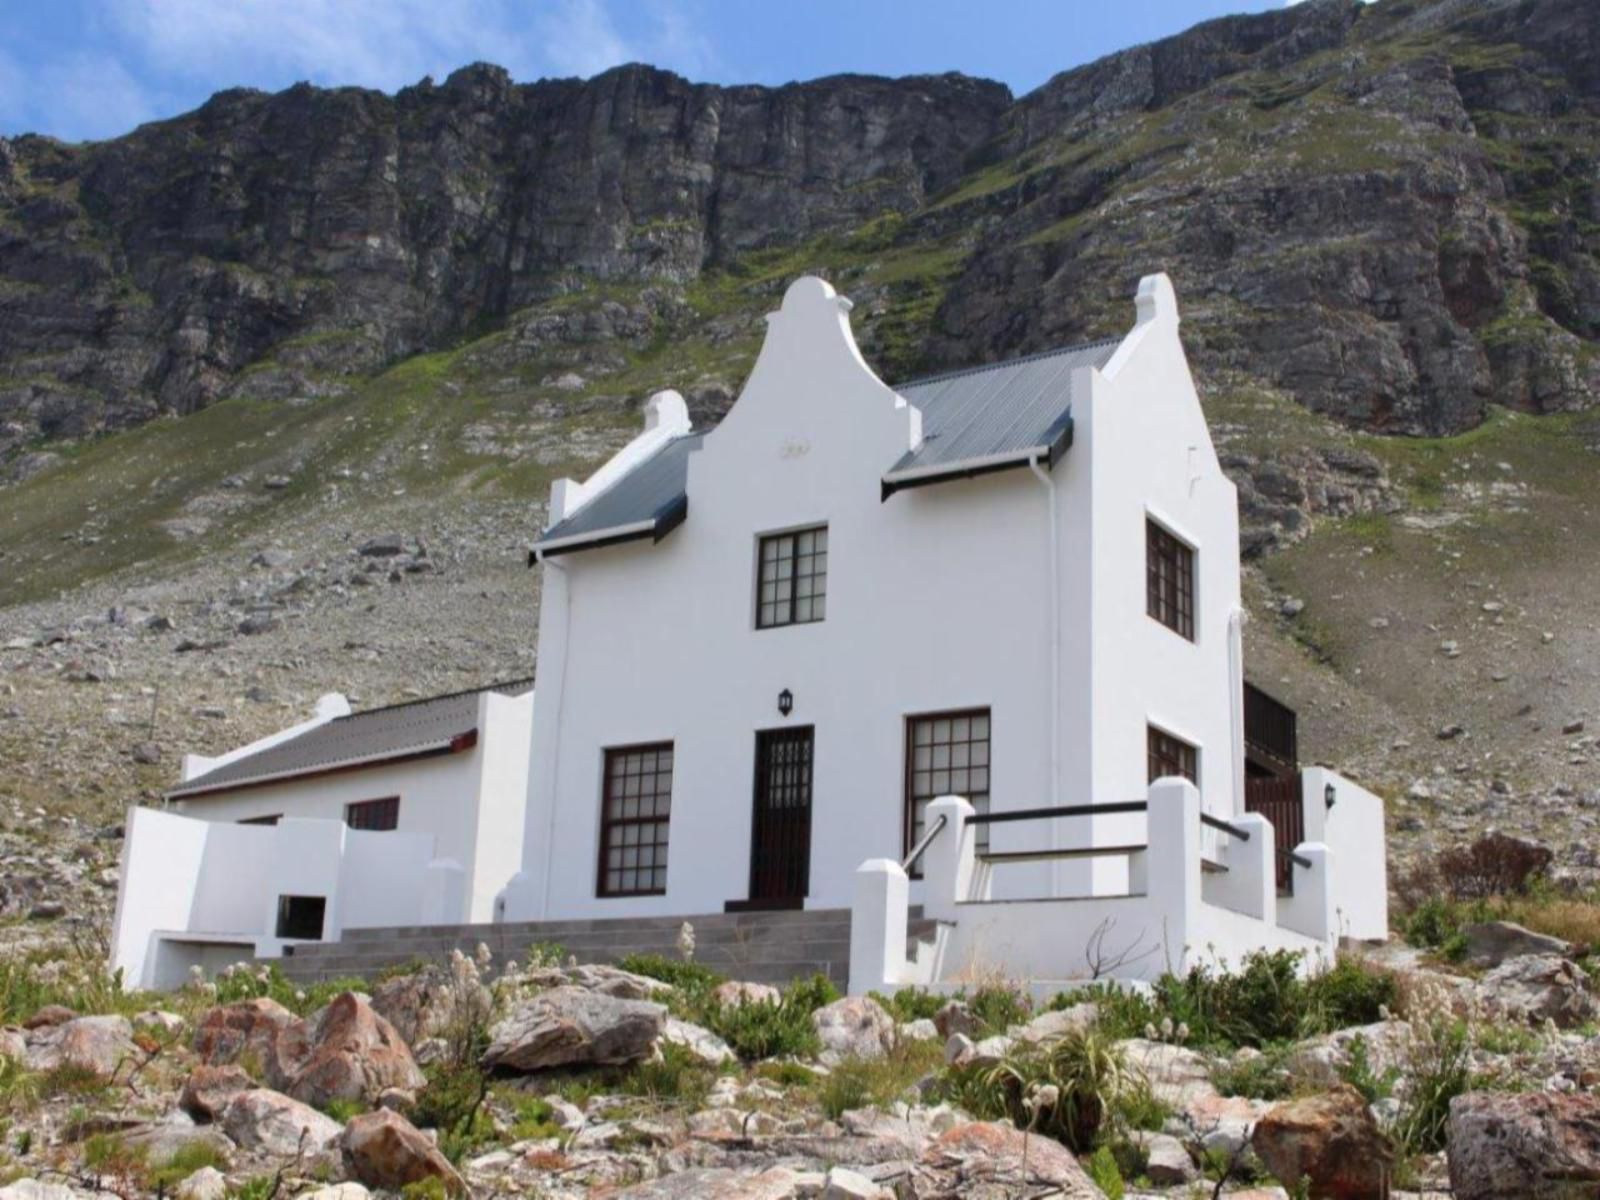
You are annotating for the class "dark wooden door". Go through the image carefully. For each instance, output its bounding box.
[749,726,814,905]
[1246,773,1305,893]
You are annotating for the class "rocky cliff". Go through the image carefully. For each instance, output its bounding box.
[1,0,1597,468]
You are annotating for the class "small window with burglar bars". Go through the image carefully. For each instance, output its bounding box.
[757,526,827,628]
[1147,726,1199,785]
[345,797,399,830]
[1146,518,1195,640]
[598,743,673,897]
[906,709,991,867]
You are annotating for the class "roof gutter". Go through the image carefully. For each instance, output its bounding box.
[528,495,690,562]
[880,411,1073,501]
[165,730,478,801]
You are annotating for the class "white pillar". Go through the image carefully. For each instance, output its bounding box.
[1146,777,1200,975]
[421,858,468,926]
[1277,843,1335,950]
[922,795,976,925]
[848,858,909,996]
[1203,811,1274,921]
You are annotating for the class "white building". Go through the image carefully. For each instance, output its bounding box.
[499,274,1387,989]
[110,682,533,989]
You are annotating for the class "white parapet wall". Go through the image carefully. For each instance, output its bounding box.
[848,779,1339,995]
[1301,767,1388,942]
[110,806,456,990]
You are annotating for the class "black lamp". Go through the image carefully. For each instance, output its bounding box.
[1324,781,1337,811]
[778,688,794,717]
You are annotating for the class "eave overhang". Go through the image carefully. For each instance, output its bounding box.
[880,410,1073,501]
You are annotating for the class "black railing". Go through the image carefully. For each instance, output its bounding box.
[1200,812,1251,841]
[965,801,1148,827]
[901,813,947,875]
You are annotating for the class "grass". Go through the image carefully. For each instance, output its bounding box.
[815,1039,943,1120]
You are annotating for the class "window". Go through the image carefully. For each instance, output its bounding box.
[275,895,326,940]
[345,797,399,830]
[906,709,991,866]
[757,526,828,628]
[1148,725,1199,785]
[238,814,282,827]
[1147,519,1195,640]
[598,743,674,897]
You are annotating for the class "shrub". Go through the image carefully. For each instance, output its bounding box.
[699,972,837,1062]
[1211,1046,1294,1100]
[321,1097,365,1123]
[413,1060,493,1163]
[400,1180,450,1200]
[617,953,725,994]
[508,1095,564,1142]
[146,1140,231,1192]
[1388,1018,1472,1155]
[816,1040,943,1120]
[82,1134,148,1194]
[869,986,943,1024]
[967,1026,1130,1152]
[1397,833,1552,913]
[1303,955,1397,1030]
[1085,1145,1125,1199]
[966,982,1031,1037]
[1337,1033,1398,1104]
[620,1041,717,1109]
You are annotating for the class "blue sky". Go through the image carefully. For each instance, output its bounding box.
[0,0,1288,144]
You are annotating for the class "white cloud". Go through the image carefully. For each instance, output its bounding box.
[0,46,165,142]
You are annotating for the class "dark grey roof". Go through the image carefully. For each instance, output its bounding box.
[529,338,1120,553]
[168,680,533,799]
[534,434,702,555]
[886,340,1119,480]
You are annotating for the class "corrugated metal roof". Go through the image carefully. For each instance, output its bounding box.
[887,339,1119,478]
[535,434,703,552]
[529,338,1119,551]
[168,679,533,799]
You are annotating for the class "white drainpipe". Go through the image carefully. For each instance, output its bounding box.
[536,552,573,920]
[1027,453,1061,819]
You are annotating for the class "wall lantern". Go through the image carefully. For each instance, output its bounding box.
[778,688,794,718]
[1324,781,1337,811]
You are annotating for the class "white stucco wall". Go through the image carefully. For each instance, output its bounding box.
[1301,767,1389,941]
[169,702,532,925]
[507,274,1246,922]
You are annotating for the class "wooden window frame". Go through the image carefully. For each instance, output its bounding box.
[344,796,400,831]
[1146,518,1195,640]
[756,525,828,629]
[1147,725,1199,786]
[597,742,674,898]
[904,707,992,874]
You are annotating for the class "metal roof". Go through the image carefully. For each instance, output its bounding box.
[530,338,1119,553]
[885,340,1119,485]
[534,434,703,556]
[168,679,533,799]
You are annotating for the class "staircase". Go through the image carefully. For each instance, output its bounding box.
[270,908,940,990]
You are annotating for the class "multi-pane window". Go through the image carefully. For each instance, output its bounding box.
[906,709,991,865]
[598,743,673,897]
[757,526,828,628]
[1148,726,1199,785]
[1147,519,1195,640]
[345,797,399,830]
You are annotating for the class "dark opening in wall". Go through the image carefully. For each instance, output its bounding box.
[275,895,327,940]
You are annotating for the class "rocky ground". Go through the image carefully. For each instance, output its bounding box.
[3,922,1600,1199]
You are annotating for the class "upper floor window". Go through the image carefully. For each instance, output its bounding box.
[346,796,399,831]
[1146,518,1194,640]
[598,742,673,897]
[1148,725,1199,785]
[757,526,828,629]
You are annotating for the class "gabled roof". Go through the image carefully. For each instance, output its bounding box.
[530,337,1119,557]
[535,434,702,555]
[882,339,1119,494]
[167,679,533,800]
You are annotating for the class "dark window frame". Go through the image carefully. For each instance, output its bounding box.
[904,707,992,874]
[345,796,400,831]
[756,525,828,629]
[1146,518,1196,640]
[1147,725,1199,785]
[238,814,282,827]
[597,741,674,898]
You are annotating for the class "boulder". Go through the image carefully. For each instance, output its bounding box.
[1462,921,1573,967]
[813,996,895,1066]
[1447,1091,1600,1200]
[661,1016,736,1066]
[123,1118,236,1163]
[482,986,666,1071]
[193,997,298,1072]
[710,980,782,1010]
[341,1108,465,1195]
[1286,1020,1412,1088]
[1011,1003,1098,1046]
[280,992,425,1106]
[822,1166,892,1199]
[0,1028,25,1062]
[1250,1083,1392,1199]
[221,1088,343,1156]
[370,965,466,1046]
[133,1009,185,1035]
[181,1064,256,1121]
[24,1015,137,1078]
[613,1167,805,1198]
[0,1183,109,1200]
[1118,1038,1216,1108]
[174,1167,226,1200]
[358,535,407,557]
[1141,1131,1197,1184]
[1478,955,1600,1027]
[295,1188,371,1200]
[933,1000,982,1040]
[24,1005,76,1029]
[920,1121,1105,1197]
[900,1018,939,1041]
[520,962,671,999]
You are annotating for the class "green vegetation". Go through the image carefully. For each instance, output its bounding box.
[815,1039,943,1120]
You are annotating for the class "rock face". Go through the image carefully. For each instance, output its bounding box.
[221,1087,344,1155]
[482,986,666,1072]
[22,1015,136,1078]
[341,1108,465,1195]
[1250,1084,1393,1199]
[2,0,1597,468]
[278,992,425,1107]
[1462,921,1574,966]
[1447,1091,1600,1200]
[920,1121,1105,1197]
[193,997,299,1074]
[812,996,896,1066]
[1478,954,1600,1027]
[180,1063,256,1121]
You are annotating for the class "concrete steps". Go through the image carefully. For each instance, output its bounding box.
[270,908,943,992]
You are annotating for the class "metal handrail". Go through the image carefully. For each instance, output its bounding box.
[1278,846,1313,870]
[1201,812,1251,841]
[901,813,948,874]
[965,801,1148,827]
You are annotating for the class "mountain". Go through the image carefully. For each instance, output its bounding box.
[0,0,1598,889]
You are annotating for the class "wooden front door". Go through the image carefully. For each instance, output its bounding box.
[749,726,814,906]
